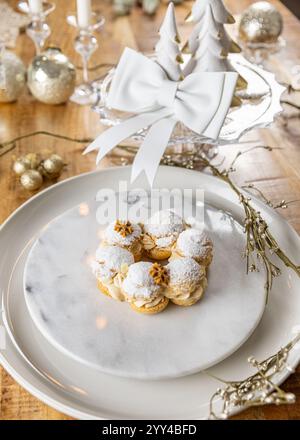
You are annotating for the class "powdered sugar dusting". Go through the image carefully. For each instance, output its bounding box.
[122,261,161,299]
[104,220,142,246]
[167,257,203,285]
[94,246,134,280]
[156,235,176,248]
[177,228,213,259]
[144,210,185,238]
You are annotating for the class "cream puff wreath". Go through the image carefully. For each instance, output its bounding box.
[91,210,213,315]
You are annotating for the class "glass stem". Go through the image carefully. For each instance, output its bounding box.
[34,40,41,55]
[82,55,90,84]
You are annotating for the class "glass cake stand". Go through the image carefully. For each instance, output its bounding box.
[92,54,286,158]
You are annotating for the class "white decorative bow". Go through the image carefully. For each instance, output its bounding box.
[84,47,237,185]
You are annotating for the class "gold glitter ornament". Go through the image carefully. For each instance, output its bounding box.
[20,169,43,191]
[13,153,40,175]
[24,152,40,169]
[41,154,64,178]
[13,157,32,176]
[239,2,283,44]
[27,47,76,105]
[0,50,26,102]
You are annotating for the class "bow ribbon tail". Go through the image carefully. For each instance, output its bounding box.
[131,117,177,185]
[83,109,172,164]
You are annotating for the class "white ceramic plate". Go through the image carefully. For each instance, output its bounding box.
[1,166,300,419]
[23,200,265,379]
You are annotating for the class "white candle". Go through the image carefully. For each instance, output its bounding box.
[77,0,92,28]
[28,0,43,14]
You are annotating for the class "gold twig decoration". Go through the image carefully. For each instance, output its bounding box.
[241,184,300,210]
[0,131,93,158]
[198,150,300,302]
[208,333,300,419]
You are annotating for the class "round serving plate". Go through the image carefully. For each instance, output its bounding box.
[23,197,265,380]
[93,54,285,145]
[1,166,300,419]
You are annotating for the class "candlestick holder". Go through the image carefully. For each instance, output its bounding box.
[67,11,105,105]
[18,1,55,55]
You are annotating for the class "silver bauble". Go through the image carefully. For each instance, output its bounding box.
[27,47,76,105]
[20,170,43,191]
[0,50,26,103]
[239,1,283,44]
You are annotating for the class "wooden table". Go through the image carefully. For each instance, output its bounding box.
[0,0,300,420]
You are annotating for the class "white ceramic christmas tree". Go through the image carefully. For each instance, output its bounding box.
[186,0,235,25]
[155,2,183,81]
[184,0,247,91]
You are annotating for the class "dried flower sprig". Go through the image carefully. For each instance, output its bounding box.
[208,333,300,419]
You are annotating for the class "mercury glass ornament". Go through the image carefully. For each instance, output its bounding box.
[27,47,76,104]
[20,169,43,191]
[239,1,283,44]
[0,50,26,102]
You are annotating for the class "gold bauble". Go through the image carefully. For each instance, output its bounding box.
[0,50,26,103]
[239,1,283,44]
[20,170,43,191]
[41,154,64,178]
[25,153,40,169]
[13,157,32,176]
[27,47,76,105]
[13,153,40,175]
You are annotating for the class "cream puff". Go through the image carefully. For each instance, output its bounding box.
[172,228,213,267]
[143,210,186,260]
[122,261,169,314]
[103,219,143,261]
[92,245,134,301]
[165,257,207,306]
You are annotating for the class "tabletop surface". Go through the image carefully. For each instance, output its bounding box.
[0,0,300,420]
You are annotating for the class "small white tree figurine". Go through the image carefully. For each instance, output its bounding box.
[184,0,247,92]
[155,2,183,81]
[186,0,236,25]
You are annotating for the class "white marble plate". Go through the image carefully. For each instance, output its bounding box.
[23,199,266,379]
[1,167,300,418]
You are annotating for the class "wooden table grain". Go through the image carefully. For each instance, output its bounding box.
[0,0,300,420]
